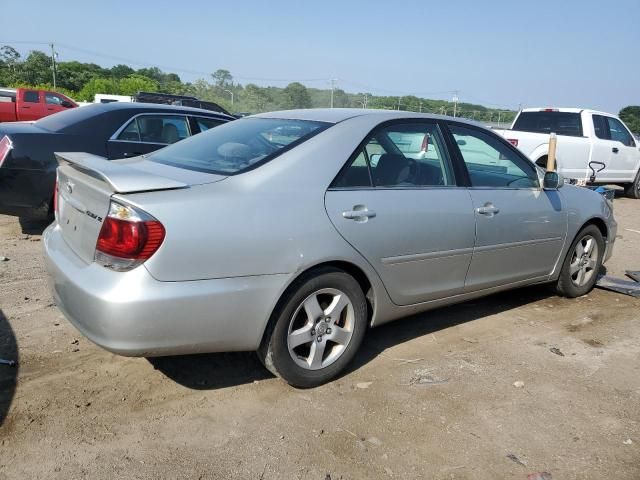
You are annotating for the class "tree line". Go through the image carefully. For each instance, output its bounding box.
[2,44,637,131]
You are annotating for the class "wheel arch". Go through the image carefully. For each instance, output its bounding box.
[258,260,375,350]
[582,216,608,241]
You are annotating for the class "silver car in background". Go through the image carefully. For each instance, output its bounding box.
[44,109,617,387]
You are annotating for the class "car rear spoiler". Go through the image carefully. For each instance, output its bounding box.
[55,152,188,193]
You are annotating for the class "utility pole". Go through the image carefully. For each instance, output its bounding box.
[419,101,422,113]
[397,97,401,111]
[50,43,57,89]
[452,90,459,118]
[497,111,502,123]
[329,78,337,108]
[223,89,234,107]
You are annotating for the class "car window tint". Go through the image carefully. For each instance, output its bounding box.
[136,115,189,144]
[593,115,608,140]
[512,111,583,137]
[195,117,224,132]
[45,93,63,105]
[606,117,635,147]
[117,118,141,142]
[450,124,539,189]
[23,91,39,103]
[334,123,454,188]
[148,118,329,175]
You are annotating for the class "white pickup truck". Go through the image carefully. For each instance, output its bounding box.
[495,108,640,198]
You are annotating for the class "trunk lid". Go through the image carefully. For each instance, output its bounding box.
[55,152,226,264]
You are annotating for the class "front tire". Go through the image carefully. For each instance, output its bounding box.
[556,225,604,298]
[258,267,367,388]
[624,169,640,199]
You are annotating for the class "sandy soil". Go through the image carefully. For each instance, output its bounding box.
[0,199,639,479]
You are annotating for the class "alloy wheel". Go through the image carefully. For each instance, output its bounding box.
[569,234,599,287]
[287,288,355,370]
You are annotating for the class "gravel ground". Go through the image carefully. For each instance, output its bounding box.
[0,199,639,480]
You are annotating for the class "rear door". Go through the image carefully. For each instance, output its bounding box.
[446,123,567,291]
[325,121,476,306]
[106,114,191,159]
[18,90,44,121]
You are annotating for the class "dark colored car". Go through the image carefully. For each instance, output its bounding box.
[0,102,233,219]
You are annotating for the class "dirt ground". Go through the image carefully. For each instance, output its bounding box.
[0,199,639,480]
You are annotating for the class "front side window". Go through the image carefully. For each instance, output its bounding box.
[450,124,539,188]
[45,93,63,105]
[23,91,39,103]
[333,123,454,188]
[148,118,329,175]
[606,117,635,147]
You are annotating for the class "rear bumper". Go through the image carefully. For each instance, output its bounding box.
[43,223,289,356]
[0,166,53,219]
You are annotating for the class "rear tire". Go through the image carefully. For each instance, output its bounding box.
[624,169,640,199]
[257,267,367,388]
[556,225,604,298]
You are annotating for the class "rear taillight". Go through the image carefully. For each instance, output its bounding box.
[507,138,519,147]
[0,136,12,168]
[95,201,165,271]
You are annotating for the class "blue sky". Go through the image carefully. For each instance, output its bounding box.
[1,0,638,112]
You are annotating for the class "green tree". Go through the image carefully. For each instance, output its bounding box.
[212,69,233,90]
[118,74,159,95]
[20,51,53,85]
[619,106,640,135]
[110,64,135,78]
[57,61,107,91]
[282,82,311,109]
[77,77,120,101]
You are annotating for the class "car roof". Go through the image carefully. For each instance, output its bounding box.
[521,107,616,117]
[252,108,480,126]
[80,101,234,119]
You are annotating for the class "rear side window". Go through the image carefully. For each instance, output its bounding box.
[593,114,608,139]
[148,118,329,175]
[23,91,39,103]
[513,111,583,137]
[45,93,64,105]
[194,117,224,132]
[117,115,189,144]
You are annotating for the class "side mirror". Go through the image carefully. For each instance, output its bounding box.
[543,171,564,189]
[61,100,74,108]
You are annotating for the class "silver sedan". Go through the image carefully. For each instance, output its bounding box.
[44,109,617,387]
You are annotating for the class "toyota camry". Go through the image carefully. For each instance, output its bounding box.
[44,109,617,387]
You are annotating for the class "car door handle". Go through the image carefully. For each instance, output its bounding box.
[612,147,619,153]
[475,204,500,216]
[342,206,376,222]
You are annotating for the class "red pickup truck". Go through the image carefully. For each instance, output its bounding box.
[0,88,77,123]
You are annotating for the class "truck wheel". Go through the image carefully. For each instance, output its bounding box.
[555,225,604,298]
[258,267,367,388]
[624,169,640,199]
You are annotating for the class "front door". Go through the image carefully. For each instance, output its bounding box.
[325,121,476,306]
[447,123,568,291]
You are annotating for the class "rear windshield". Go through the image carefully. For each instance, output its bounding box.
[512,111,583,137]
[148,117,330,175]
